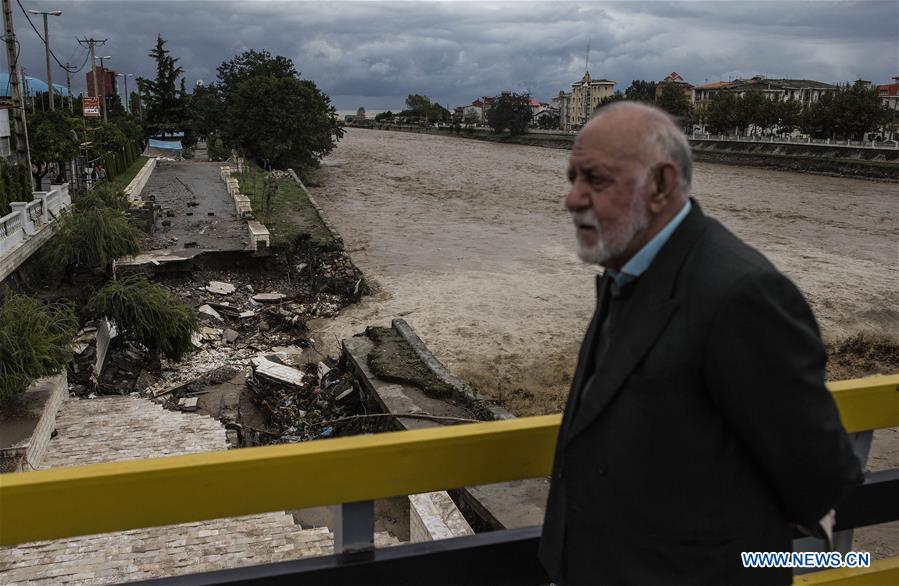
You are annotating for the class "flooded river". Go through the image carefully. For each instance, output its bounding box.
[308,128,898,416]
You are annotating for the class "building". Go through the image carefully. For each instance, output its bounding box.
[692,80,736,107]
[658,71,694,101]
[717,76,837,109]
[86,66,117,97]
[557,91,572,130]
[566,71,616,130]
[877,77,899,111]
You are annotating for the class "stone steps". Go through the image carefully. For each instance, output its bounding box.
[0,396,401,584]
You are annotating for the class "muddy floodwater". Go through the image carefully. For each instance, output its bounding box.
[308,128,898,415]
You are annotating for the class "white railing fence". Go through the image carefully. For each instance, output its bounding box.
[0,182,71,255]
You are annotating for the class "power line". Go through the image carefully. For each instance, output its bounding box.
[15,0,79,73]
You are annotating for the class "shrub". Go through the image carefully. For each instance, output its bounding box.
[0,294,78,404]
[48,204,141,270]
[88,275,198,362]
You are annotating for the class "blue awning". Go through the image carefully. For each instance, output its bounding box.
[148,138,183,150]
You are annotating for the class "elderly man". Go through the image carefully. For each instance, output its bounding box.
[539,102,861,585]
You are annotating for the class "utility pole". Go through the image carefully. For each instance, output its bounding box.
[117,72,132,114]
[2,0,33,188]
[77,37,106,119]
[29,9,61,110]
[64,61,72,112]
[98,55,111,122]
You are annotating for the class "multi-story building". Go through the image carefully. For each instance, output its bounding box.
[86,66,117,98]
[718,76,837,108]
[877,77,899,111]
[566,71,616,130]
[658,71,693,101]
[557,91,572,130]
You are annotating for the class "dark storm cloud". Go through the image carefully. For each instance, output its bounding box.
[9,1,897,111]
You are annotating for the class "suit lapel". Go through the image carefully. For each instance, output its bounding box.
[562,199,708,449]
[560,274,610,432]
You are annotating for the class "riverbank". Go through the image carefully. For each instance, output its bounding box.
[356,124,899,181]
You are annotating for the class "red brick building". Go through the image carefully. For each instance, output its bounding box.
[86,66,116,97]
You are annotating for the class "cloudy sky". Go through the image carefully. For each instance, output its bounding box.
[9,0,898,111]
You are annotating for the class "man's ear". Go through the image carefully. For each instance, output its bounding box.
[649,163,678,210]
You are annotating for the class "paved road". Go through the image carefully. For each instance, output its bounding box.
[139,159,247,252]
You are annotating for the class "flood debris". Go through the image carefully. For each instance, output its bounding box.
[206,281,236,295]
[198,304,223,321]
[251,355,305,387]
[253,292,285,303]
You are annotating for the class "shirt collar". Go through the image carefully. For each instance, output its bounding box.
[606,199,692,287]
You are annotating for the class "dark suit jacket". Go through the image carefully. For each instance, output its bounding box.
[539,200,862,585]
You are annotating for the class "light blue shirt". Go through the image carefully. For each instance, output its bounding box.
[606,199,692,289]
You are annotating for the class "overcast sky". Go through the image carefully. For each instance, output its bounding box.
[10,0,898,111]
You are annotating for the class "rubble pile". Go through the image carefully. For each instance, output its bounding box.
[244,355,370,445]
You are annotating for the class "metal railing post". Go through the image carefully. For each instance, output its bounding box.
[332,500,375,553]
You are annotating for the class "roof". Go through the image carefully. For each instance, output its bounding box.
[0,72,70,97]
[727,78,838,91]
[471,99,484,108]
[528,98,540,106]
[694,81,737,90]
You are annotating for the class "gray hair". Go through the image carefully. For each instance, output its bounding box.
[592,101,693,195]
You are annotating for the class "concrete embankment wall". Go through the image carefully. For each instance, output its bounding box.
[355,125,899,180]
[689,140,899,180]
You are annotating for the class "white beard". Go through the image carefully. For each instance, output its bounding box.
[572,197,650,266]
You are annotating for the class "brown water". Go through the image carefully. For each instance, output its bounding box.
[308,128,899,416]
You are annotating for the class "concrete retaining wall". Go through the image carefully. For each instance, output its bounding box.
[287,169,345,248]
[0,373,67,473]
[124,157,157,206]
[409,491,474,542]
[219,163,271,252]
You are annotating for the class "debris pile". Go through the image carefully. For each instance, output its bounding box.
[245,354,369,444]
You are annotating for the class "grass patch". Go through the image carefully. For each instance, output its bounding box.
[237,163,338,251]
[105,156,149,194]
[366,326,455,399]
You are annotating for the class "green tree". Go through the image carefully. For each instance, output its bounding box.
[485,92,532,135]
[706,92,738,134]
[138,35,186,135]
[28,109,79,188]
[0,294,77,403]
[188,83,224,138]
[462,110,480,126]
[374,110,394,122]
[840,80,890,140]
[776,99,803,134]
[624,80,657,102]
[656,83,692,119]
[405,94,432,118]
[88,275,198,363]
[218,50,343,170]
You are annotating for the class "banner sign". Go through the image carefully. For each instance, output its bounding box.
[83,96,100,117]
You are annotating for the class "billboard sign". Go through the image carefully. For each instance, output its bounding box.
[83,96,100,117]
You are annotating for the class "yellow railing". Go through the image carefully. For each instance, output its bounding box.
[0,374,896,582]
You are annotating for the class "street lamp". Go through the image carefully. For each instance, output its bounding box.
[98,55,111,122]
[117,73,133,114]
[27,9,62,111]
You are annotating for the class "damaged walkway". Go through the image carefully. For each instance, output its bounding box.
[133,160,250,257]
[0,396,398,584]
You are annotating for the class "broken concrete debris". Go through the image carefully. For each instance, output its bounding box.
[198,304,223,321]
[206,281,236,295]
[252,292,285,303]
[178,397,199,411]
[251,356,305,387]
[222,329,240,344]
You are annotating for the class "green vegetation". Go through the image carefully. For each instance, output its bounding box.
[0,294,77,404]
[28,109,80,188]
[237,163,337,251]
[207,135,230,162]
[486,92,533,135]
[105,156,149,195]
[88,275,198,362]
[138,35,188,138]
[366,326,455,399]
[215,50,343,171]
[47,195,142,271]
[0,159,30,215]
